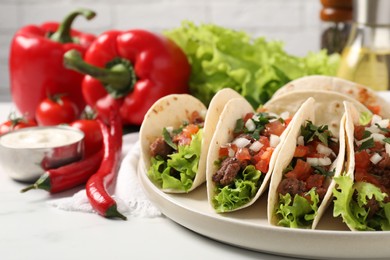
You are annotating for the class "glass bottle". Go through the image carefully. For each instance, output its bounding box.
[337,0,390,91]
[320,0,353,54]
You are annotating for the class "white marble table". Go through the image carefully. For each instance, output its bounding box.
[0,102,298,260]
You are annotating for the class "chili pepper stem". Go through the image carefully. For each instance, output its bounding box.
[106,205,127,220]
[20,184,38,193]
[50,9,96,43]
[63,50,136,98]
[20,173,51,193]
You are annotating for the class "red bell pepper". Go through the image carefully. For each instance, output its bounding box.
[9,9,97,120]
[63,29,190,125]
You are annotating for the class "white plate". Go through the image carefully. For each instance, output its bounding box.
[138,161,390,259]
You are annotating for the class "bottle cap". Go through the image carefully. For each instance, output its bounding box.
[320,7,353,22]
[354,0,390,26]
[321,0,352,9]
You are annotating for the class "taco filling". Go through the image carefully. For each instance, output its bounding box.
[212,111,291,212]
[333,113,390,231]
[276,121,339,228]
[147,111,204,192]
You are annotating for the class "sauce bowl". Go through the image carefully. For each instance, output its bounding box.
[0,126,84,182]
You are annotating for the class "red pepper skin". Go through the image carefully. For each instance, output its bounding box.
[69,30,190,125]
[21,149,103,194]
[86,112,126,220]
[9,11,96,120]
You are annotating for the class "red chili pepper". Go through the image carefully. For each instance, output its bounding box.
[85,112,126,220]
[20,149,103,193]
[9,9,96,120]
[63,29,190,125]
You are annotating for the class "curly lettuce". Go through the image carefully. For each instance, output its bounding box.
[164,21,339,108]
[213,165,262,213]
[276,188,320,228]
[333,175,390,231]
[147,129,203,192]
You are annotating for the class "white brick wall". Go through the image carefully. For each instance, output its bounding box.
[0,0,323,101]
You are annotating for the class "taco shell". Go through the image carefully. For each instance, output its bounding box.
[264,89,370,138]
[272,75,390,119]
[267,98,346,229]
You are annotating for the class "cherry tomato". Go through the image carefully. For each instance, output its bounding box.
[70,119,103,157]
[0,115,37,135]
[35,96,79,126]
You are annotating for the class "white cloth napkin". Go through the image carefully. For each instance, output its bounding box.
[47,133,162,218]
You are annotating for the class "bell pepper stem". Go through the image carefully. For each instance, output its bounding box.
[64,50,135,98]
[50,8,96,43]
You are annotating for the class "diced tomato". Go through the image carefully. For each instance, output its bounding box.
[173,124,199,145]
[367,105,381,116]
[355,168,382,187]
[243,112,254,122]
[354,150,371,170]
[219,146,230,157]
[284,117,292,126]
[306,141,325,158]
[371,141,384,153]
[254,147,274,173]
[306,174,325,190]
[259,136,270,148]
[253,149,264,163]
[294,145,309,157]
[265,120,286,136]
[235,147,251,162]
[354,125,366,140]
[256,160,269,173]
[285,159,313,181]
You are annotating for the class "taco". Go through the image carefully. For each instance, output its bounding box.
[206,97,316,213]
[140,89,242,193]
[333,101,390,231]
[272,75,390,118]
[267,98,346,229]
[264,89,370,137]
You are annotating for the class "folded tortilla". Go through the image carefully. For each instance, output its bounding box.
[264,89,370,138]
[267,98,347,229]
[272,75,390,119]
[140,89,242,193]
[206,97,317,213]
[333,101,390,231]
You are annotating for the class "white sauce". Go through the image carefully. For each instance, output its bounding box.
[0,127,84,149]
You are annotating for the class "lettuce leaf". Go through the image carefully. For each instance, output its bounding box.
[213,165,262,213]
[147,129,203,192]
[333,175,390,231]
[164,21,339,108]
[276,188,320,228]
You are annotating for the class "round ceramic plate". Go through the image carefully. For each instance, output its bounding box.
[138,161,390,259]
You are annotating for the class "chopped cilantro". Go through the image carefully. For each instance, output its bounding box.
[375,123,390,133]
[300,121,332,146]
[358,137,374,151]
[162,128,177,150]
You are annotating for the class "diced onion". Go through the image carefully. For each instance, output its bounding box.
[370,153,383,164]
[297,136,304,146]
[372,133,386,143]
[233,137,251,148]
[371,114,383,125]
[270,134,280,148]
[318,157,332,166]
[251,114,260,122]
[386,143,390,156]
[306,157,319,166]
[366,126,381,134]
[245,119,256,132]
[228,148,235,157]
[316,143,333,156]
[165,126,173,134]
[355,136,372,146]
[376,119,389,129]
[249,141,263,152]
